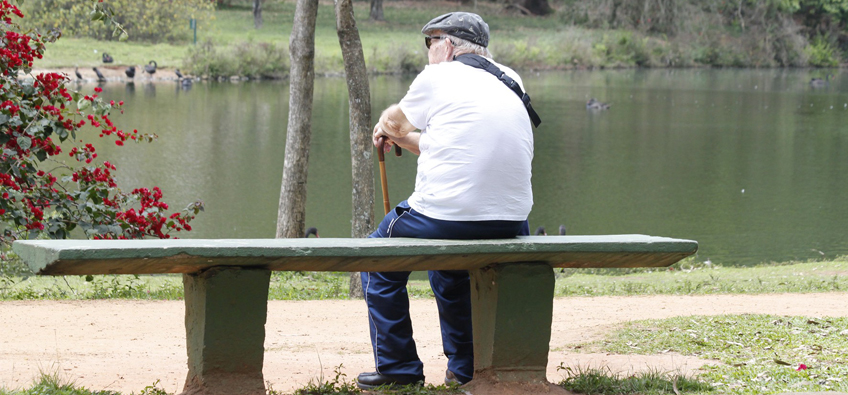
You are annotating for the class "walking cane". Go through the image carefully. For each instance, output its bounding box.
[377,137,403,215]
[377,136,392,215]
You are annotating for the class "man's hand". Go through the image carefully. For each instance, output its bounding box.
[373,104,417,153]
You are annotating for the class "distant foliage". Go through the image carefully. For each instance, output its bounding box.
[559,0,846,66]
[184,39,289,79]
[806,35,841,66]
[19,0,215,42]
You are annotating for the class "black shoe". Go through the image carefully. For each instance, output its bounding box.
[444,369,469,386]
[356,372,425,390]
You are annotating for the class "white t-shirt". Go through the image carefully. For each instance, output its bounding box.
[399,59,534,221]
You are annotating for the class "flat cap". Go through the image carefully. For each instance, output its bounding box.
[421,12,489,48]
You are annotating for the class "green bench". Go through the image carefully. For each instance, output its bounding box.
[13,235,697,395]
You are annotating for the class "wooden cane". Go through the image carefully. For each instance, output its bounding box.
[378,136,391,215]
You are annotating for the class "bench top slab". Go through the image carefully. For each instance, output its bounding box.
[13,235,698,275]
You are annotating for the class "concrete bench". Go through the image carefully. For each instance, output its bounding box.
[13,235,697,395]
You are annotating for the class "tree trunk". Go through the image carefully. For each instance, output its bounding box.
[276,0,318,240]
[253,0,263,29]
[369,0,384,21]
[335,0,374,299]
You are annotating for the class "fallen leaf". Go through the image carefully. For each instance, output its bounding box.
[774,359,791,366]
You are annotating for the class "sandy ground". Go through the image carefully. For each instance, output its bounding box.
[2,293,848,394]
[28,67,190,83]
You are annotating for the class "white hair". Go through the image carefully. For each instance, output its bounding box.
[444,34,492,59]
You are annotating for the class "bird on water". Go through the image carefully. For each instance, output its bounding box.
[92,67,106,82]
[586,98,611,110]
[144,61,158,76]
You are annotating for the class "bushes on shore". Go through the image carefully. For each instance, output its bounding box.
[557,0,846,67]
[183,39,289,79]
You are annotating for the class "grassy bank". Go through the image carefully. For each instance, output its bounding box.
[2,256,846,301]
[28,0,846,77]
[591,314,848,394]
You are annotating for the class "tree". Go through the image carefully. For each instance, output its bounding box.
[1,1,201,249]
[335,0,374,298]
[254,0,263,29]
[279,0,376,298]
[276,0,318,240]
[369,0,384,21]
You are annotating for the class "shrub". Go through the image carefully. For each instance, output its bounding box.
[806,35,840,66]
[1,1,202,249]
[367,44,426,74]
[184,39,289,79]
[19,0,214,43]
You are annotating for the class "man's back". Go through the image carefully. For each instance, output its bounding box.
[400,60,534,222]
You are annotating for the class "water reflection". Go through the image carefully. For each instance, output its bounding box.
[85,69,847,266]
[142,82,156,98]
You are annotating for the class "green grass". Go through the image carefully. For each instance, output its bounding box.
[0,370,122,395]
[1,367,463,395]
[556,366,713,395]
[0,267,437,300]
[30,38,189,69]
[589,314,848,394]
[555,256,848,296]
[2,256,847,300]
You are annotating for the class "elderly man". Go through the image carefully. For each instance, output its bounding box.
[358,12,538,390]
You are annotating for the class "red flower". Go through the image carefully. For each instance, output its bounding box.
[796,364,807,371]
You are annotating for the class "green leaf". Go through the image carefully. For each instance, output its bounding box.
[77,98,91,111]
[0,114,8,125]
[90,9,105,21]
[17,136,32,150]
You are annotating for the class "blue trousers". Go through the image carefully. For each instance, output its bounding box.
[362,201,529,383]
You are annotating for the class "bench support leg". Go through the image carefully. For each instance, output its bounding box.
[181,267,271,395]
[468,262,568,394]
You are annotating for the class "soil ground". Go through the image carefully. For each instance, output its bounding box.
[2,293,848,394]
[28,67,191,83]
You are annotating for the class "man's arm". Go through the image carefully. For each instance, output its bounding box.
[373,104,421,155]
[389,132,421,155]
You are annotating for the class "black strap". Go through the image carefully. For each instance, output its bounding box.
[454,54,541,128]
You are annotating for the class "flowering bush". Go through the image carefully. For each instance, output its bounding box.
[0,1,202,248]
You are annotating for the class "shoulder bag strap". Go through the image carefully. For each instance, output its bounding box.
[454,54,542,128]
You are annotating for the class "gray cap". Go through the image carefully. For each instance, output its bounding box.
[421,12,489,48]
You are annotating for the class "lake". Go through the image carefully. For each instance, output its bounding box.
[89,68,847,266]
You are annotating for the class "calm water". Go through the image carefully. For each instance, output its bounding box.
[89,69,848,265]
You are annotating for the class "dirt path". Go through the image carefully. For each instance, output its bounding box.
[2,293,847,394]
[28,67,188,83]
